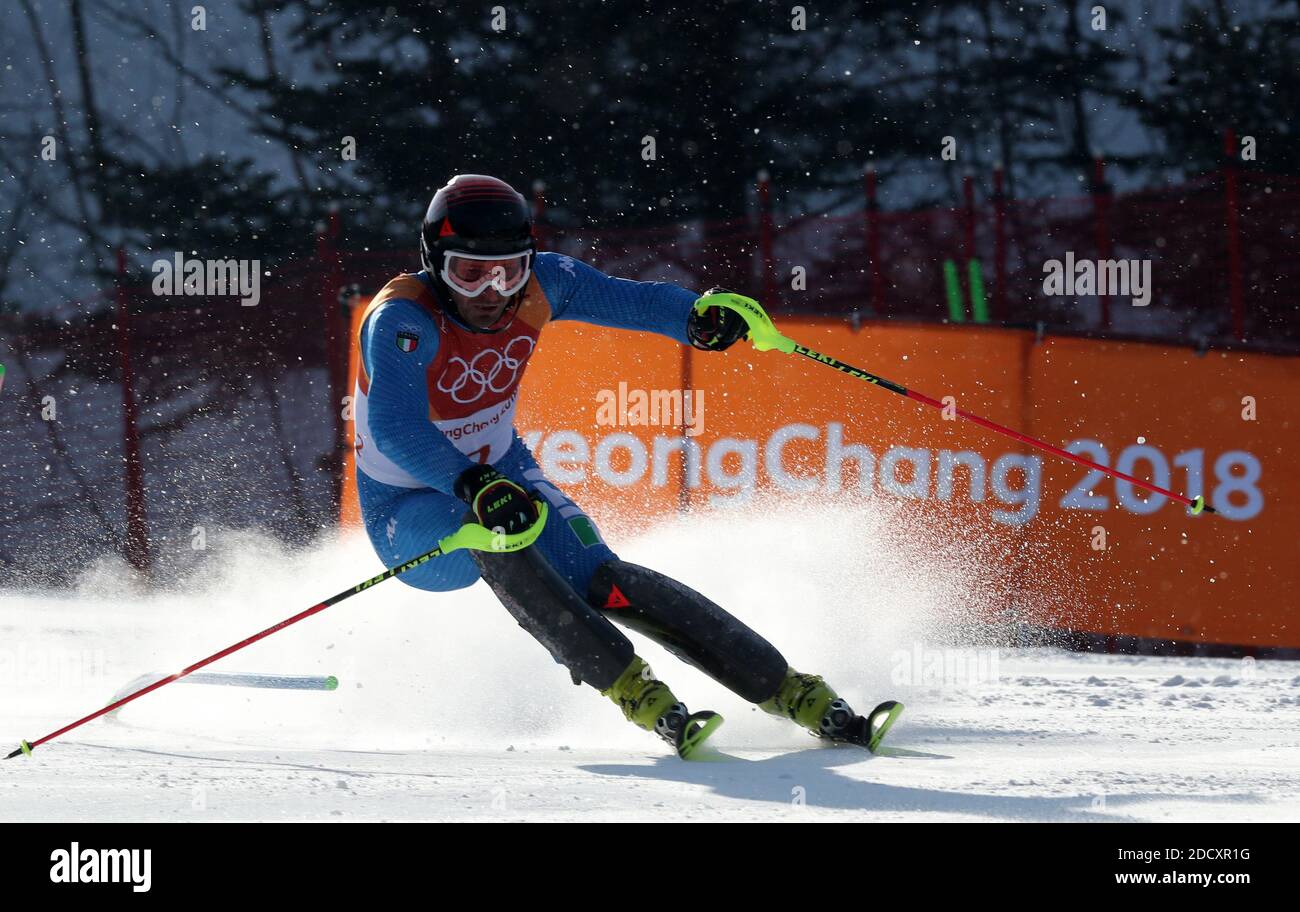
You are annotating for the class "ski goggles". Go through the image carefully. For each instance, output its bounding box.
[440,250,533,298]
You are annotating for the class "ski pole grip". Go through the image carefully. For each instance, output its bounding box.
[694,292,796,354]
[437,501,549,554]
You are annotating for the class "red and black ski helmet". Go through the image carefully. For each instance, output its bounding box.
[419,174,536,333]
[420,174,534,263]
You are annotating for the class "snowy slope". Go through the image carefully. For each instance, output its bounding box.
[3,509,1297,822]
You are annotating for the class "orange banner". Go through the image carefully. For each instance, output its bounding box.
[342,314,1299,651]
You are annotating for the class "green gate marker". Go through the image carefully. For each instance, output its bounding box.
[968,259,989,324]
[943,260,989,324]
[943,260,964,322]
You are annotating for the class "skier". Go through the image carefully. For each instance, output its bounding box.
[353,174,896,757]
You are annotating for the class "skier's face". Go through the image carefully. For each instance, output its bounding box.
[439,249,531,330]
[452,286,510,329]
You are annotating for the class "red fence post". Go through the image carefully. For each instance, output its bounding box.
[318,209,347,511]
[1223,129,1246,342]
[532,179,547,251]
[756,170,776,308]
[992,167,1007,321]
[865,166,883,314]
[116,248,150,573]
[962,173,976,265]
[1091,157,1112,331]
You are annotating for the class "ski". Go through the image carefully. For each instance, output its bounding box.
[864,700,904,753]
[675,710,724,760]
[834,700,904,754]
[105,671,339,720]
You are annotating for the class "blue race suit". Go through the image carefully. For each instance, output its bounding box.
[353,252,698,594]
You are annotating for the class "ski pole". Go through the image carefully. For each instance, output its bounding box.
[5,505,548,759]
[105,671,340,716]
[699,294,1215,515]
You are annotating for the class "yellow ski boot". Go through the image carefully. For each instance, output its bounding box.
[761,669,903,753]
[602,657,723,759]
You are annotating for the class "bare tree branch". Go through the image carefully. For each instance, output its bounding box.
[19,0,108,274]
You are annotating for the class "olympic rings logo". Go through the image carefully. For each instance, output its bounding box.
[435,335,535,403]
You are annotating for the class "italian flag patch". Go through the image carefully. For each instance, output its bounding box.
[396,332,419,353]
[568,515,602,548]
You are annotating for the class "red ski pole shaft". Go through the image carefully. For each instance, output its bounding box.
[786,343,1215,514]
[6,506,548,759]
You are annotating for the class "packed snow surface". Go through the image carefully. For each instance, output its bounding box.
[4,506,1296,822]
